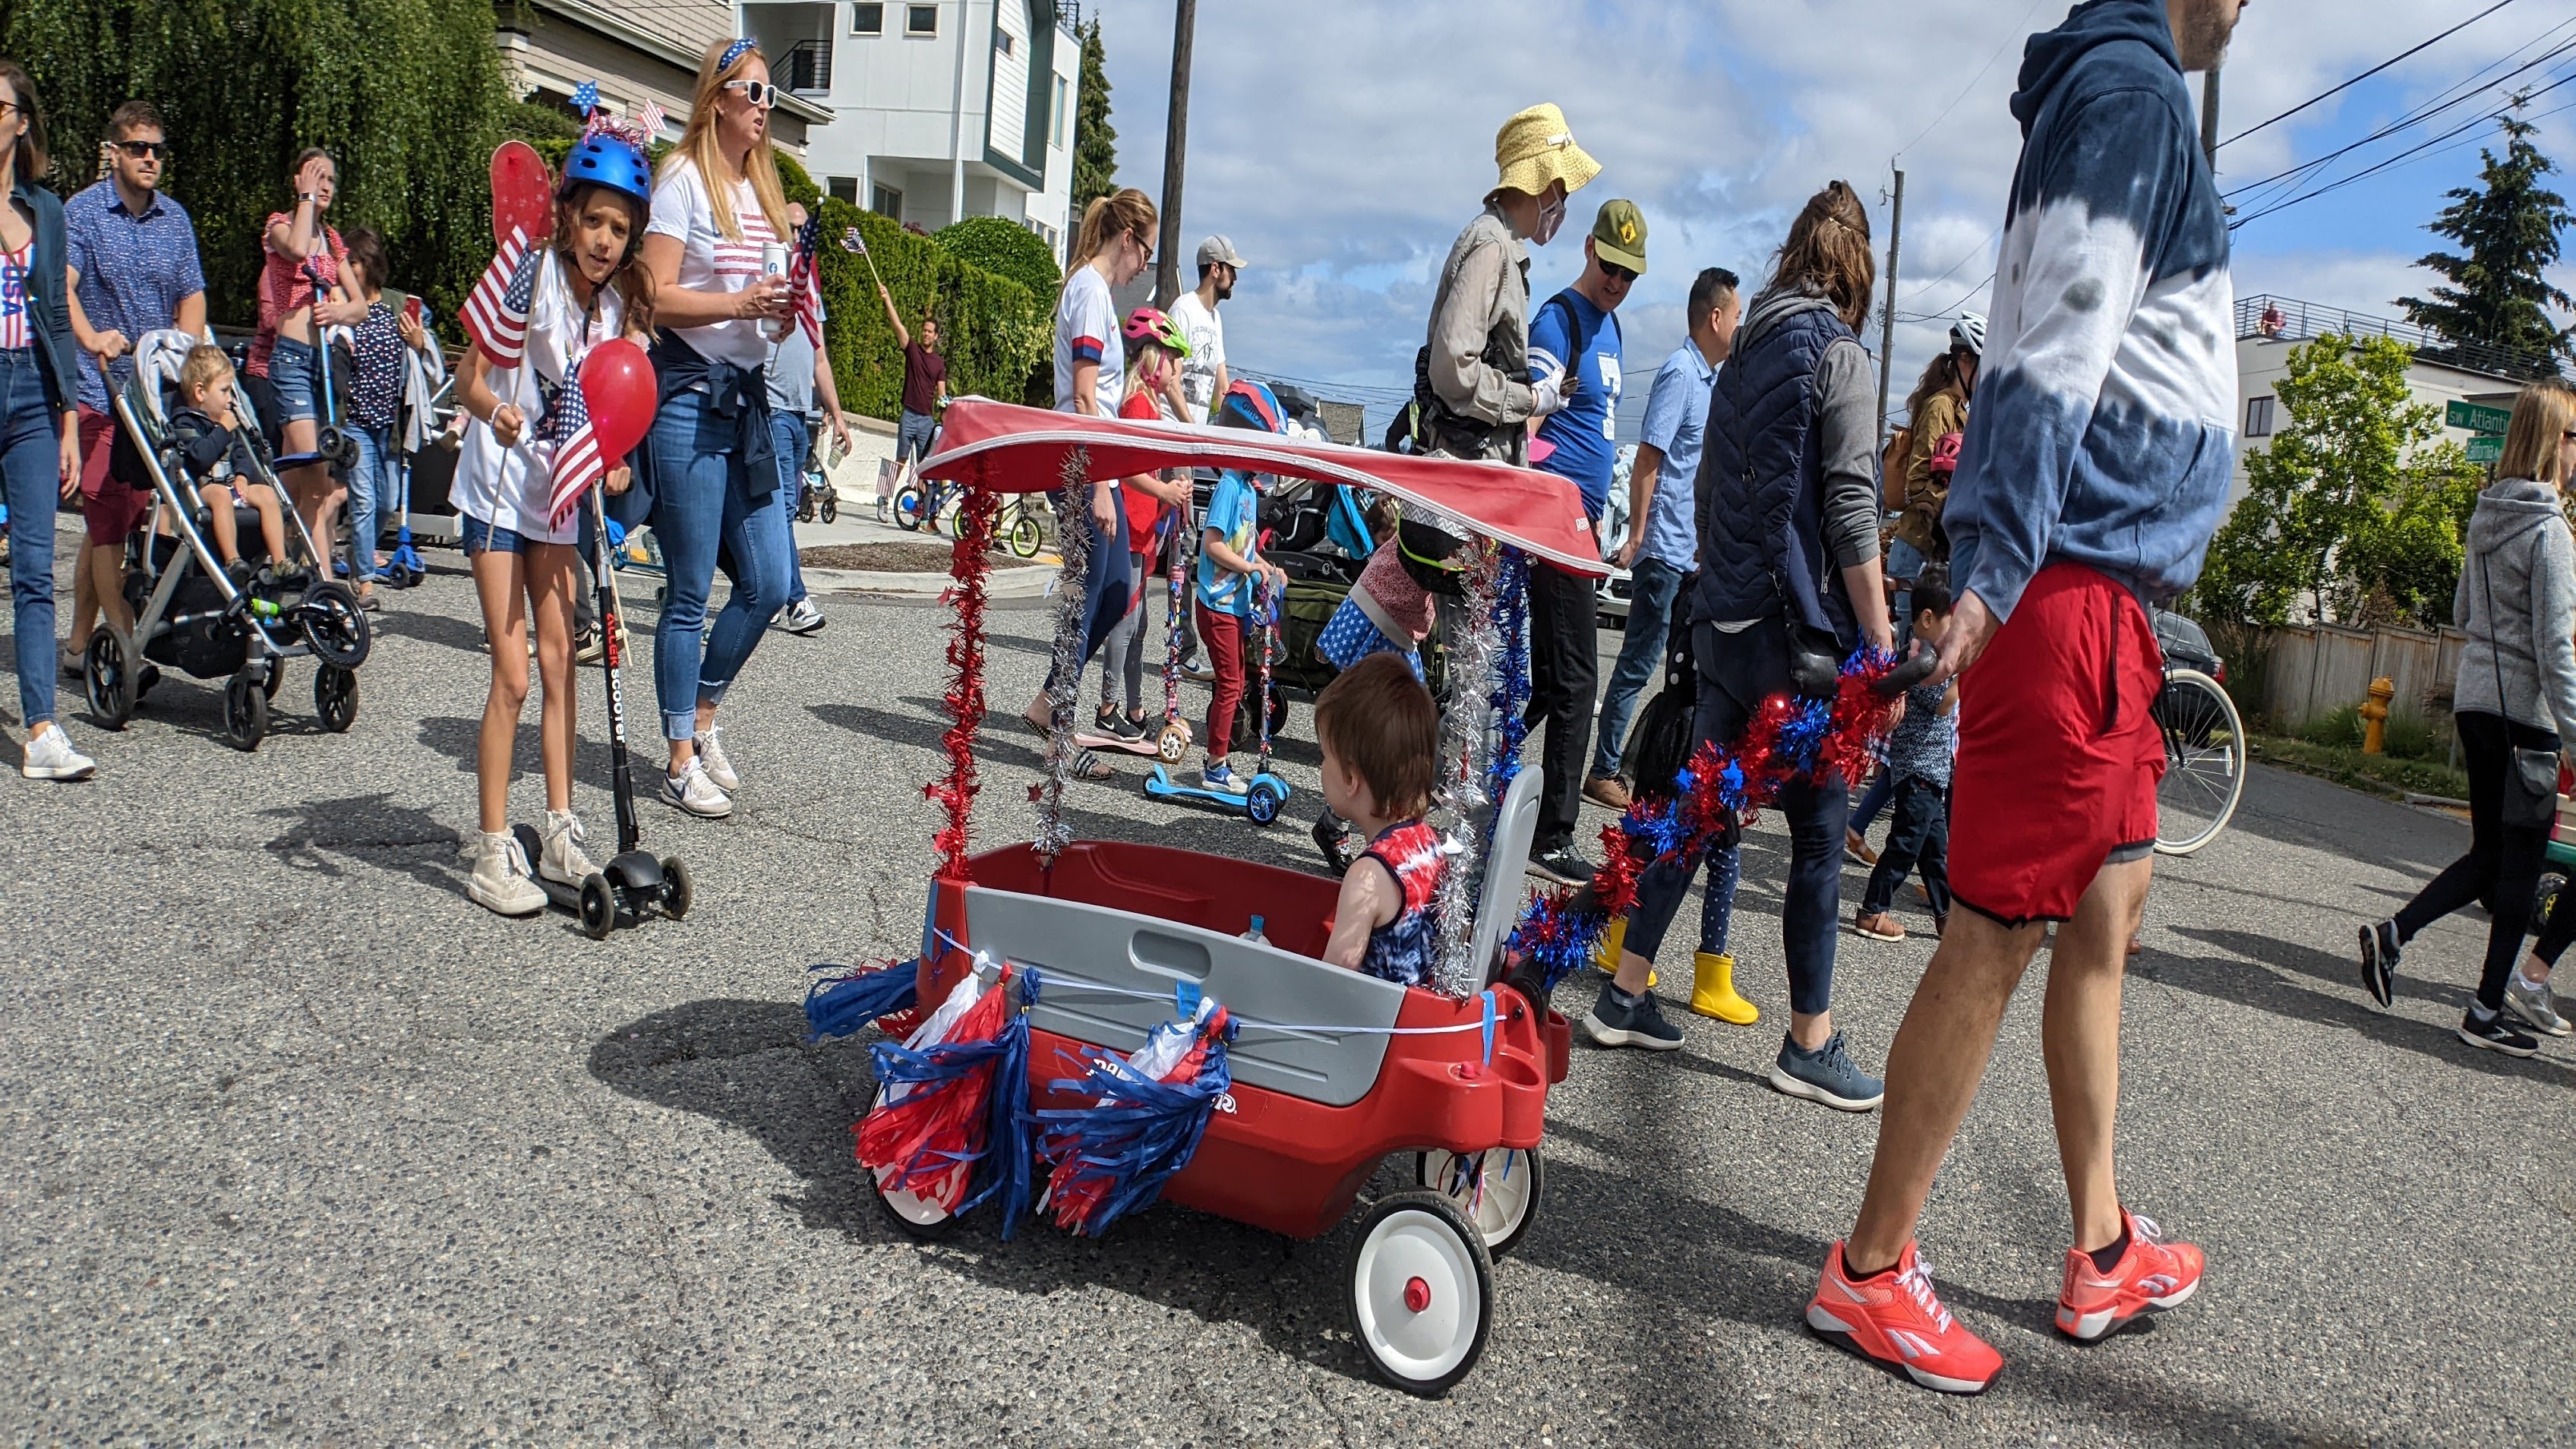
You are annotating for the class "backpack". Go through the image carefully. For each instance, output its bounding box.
[1880,425,1911,513]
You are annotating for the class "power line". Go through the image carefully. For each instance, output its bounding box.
[2218,0,2520,149]
[1894,0,2048,161]
[1896,223,2004,309]
[2230,74,2576,229]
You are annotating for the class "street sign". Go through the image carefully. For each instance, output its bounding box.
[2467,435,2505,465]
[2448,399,2512,434]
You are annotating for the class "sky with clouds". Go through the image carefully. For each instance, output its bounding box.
[1079,0,2576,433]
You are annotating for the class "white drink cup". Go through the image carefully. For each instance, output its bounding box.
[760,243,791,339]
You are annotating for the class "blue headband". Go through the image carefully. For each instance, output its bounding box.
[719,37,753,72]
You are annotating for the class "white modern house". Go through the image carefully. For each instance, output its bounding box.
[497,0,834,155]
[737,0,1081,260]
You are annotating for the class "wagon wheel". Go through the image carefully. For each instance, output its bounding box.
[867,1084,961,1241]
[1416,1146,1543,1256]
[1350,1190,1492,1397]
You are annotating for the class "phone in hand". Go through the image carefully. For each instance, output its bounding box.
[402,294,423,330]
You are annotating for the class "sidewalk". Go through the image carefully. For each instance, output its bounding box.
[788,417,1056,598]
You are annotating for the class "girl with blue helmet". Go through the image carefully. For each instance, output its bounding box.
[450,96,657,915]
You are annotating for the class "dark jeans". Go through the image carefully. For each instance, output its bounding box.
[1528,558,1600,854]
[2394,710,2556,1012]
[1593,554,1686,780]
[1861,775,1952,917]
[1624,620,1848,1015]
[1851,770,1894,835]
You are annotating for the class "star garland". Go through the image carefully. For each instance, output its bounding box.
[927,488,996,882]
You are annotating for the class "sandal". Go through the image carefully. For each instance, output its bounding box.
[1072,747,1114,781]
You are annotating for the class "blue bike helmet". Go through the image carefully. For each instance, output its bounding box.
[560,133,653,211]
[1217,379,1285,434]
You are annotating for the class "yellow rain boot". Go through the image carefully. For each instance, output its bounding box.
[1690,952,1760,1024]
[1591,916,1654,988]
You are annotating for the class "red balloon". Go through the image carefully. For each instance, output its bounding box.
[579,339,658,466]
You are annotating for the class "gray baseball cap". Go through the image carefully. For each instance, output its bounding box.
[1196,235,1248,269]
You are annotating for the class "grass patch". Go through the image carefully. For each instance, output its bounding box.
[2254,732,2468,802]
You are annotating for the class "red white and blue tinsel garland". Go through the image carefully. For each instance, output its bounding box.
[1482,548,1533,847]
[1035,996,1234,1237]
[1509,647,1906,990]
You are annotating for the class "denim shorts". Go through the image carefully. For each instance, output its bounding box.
[264,336,320,425]
[459,512,529,557]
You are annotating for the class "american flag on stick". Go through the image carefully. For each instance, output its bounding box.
[461,227,538,368]
[541,366,607,528]
[786,213,826,348]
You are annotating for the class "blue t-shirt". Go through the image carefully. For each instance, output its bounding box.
[1529,288,1622,519]
[1195,469,1260,617]
[1637,342,1716,571]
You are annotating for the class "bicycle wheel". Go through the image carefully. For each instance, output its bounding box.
[1007,510,1044,559]
[893,482,930,532]
[2153,668,2245,856]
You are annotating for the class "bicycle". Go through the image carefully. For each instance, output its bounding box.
[892,472,962,535]
[2149,609,2246,855]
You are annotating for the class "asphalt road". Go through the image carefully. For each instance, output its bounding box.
[4,531,2571,1445]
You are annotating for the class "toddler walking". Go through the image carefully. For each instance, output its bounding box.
[1852,567,1957,942]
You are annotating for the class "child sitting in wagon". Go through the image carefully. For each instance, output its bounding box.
[1316,653,1446,986]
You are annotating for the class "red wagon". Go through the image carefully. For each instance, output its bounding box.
[851,399,1608,1395]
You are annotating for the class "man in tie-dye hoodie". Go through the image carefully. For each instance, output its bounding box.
[1802,0,2244,1396]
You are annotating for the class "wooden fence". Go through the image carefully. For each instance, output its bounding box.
[2234,623,2464,732]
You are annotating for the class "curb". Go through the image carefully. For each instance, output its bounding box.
[807,565,1055,599]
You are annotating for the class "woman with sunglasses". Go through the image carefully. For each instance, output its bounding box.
[639,37,800,819]
[1018,186,1158,774]
[0,60,95,779]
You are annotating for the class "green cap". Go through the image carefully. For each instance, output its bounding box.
[1590,198,1647,274]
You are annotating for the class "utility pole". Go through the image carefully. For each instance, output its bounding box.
[1876,166,1905,440]
[2200,65,2221,172]
[1154,0,1197,309]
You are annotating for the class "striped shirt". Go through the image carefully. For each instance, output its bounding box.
[0,241,30,351]
[249,216,345,377]
[646,159,784,370]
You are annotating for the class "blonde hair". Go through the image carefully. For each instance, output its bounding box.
[1068,188,1157,277]
[178,344,234,402]
[1767,181,1877,332]
[2501,377,2576,486]
[664,39,791,244]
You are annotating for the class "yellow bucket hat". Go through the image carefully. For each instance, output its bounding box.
[1493,103,1600,198]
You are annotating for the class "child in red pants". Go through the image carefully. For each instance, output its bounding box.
[1192,466,1286,794]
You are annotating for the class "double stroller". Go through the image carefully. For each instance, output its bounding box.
[83,330,373,751]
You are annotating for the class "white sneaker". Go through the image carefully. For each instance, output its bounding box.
[540,808,599,884]
[662,758,734,818]
[21,724,97,781]
[780,599,826,636]
[468,831,546,916]
[694,726,740,792]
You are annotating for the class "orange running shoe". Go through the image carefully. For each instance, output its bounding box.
[1807,1240,2003,1394]
[2056,1209,2204,1341]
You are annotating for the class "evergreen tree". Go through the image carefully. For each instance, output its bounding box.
[2398,110,2574,375]
[1071,17,1118,212]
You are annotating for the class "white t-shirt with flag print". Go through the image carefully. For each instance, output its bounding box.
[453,248,625,546]
[646,158,785,371]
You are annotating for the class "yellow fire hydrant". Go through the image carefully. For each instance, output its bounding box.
[2360,676,2395,755]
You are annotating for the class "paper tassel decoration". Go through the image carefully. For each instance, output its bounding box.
[1037,996,1233,1237]
[854,960,1036,1236]
[803,960,921,1043]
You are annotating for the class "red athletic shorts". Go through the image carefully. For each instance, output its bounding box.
[77,406,148,545]
[1949,563,2165,925]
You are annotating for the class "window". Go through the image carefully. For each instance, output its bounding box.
[2245,396,2275,438]
[906,3,937,36]
[828,175,859,204]
[851,2,882,34]
[1050,74,1069,148]
[995,30,1013,56]
[873,183,904,219]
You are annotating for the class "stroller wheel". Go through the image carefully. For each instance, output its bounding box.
[261,658,286,700]
[660,855,693,920]
[85,628,137,731]
[578,874,617,939]
[819,495,838,524]
[298,581,373,669]
[223,671,268,752]
[314,665,359,733]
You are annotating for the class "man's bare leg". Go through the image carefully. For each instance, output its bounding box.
[84,539,131,641]
[2041,854,2151,1253]
[1843,906,2049,1274]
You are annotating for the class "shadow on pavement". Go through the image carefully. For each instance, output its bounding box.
[415,714,628,784]
[257,790,468,901]
[371,607,491,656]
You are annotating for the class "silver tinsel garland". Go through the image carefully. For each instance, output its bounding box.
[1428,539,1506,997]
[1035,446,1094,864]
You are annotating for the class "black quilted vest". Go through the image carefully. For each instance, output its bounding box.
[1689,301,1858,647]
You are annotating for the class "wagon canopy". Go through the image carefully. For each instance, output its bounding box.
[919,399,1608,578]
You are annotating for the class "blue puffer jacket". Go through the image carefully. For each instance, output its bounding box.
[1690,297,1857,646]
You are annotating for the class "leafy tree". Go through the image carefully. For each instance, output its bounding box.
[8,0,511,330]
[935,216,1062,309]
[2398,111,2574,375]
[2193,333,2486,630]
[1071,16,1117,213]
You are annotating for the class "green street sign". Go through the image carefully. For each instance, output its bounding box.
[2448,399,2512,434]
[2467,435,2505,464]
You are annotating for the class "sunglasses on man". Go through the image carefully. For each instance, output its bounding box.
[1601,261,1638,283]
[116,140,170,160]
[724,78,778,109]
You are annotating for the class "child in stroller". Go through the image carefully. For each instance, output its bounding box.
[167,346,300,590]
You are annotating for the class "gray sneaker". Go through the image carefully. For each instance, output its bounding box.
[1770,1031,1884,1111]
[1583,982,1683,1051]
[2506,975,2572,1037]
[694,726,740,792]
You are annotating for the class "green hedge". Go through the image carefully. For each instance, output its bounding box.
[813,201,1050,418]
[933,216,1061,312]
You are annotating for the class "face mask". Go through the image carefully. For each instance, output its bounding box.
[1533,195,1567,245]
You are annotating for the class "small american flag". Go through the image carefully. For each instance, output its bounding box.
[541,368,606,528]
[462,228,538,368]
[787,213,826,347]
[637,100,666,139]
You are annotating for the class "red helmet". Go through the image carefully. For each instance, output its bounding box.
[1122,306,1191,358]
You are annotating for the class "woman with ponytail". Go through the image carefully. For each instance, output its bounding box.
[1021,187,1159,767]
[639,38,800,819]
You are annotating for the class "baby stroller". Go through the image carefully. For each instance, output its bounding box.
[84,330,374,751]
